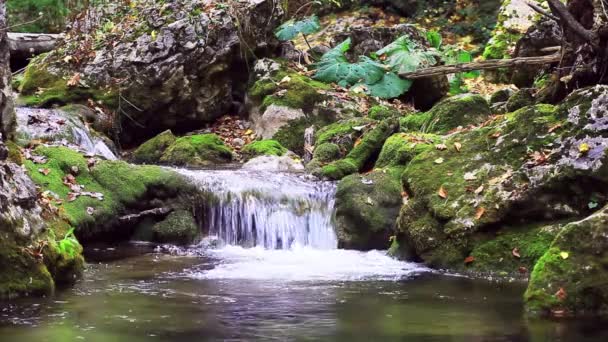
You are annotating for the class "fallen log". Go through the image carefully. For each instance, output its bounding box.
[7,32,61,59]
[118,207,172,224]
[399,54,562,79]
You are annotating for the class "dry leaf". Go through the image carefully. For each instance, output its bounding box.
[436,143,447,151]
[434,157,444,164]
[454,142,462,152]
[438,186,448,199]
[67,73,81,87]
[464,172,477,181]
[548,123,562,133]
[464,256,475,264]
[474,185,484,195]
[512,248,521,258]
[38,168,51,176]
[560,251,569,259]
[475,207,486,220]
[490,131,501,139]
[518,266,528,274]
[555,287,567,301]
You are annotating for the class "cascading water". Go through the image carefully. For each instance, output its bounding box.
[177,169,338,249]
[176,168,429,281]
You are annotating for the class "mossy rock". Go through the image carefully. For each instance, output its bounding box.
[490,88,515,104]
[369,105,400,120]
[19,55,118,108]
[160,134,232,166]
[400,112,432,132]
[132,130,176,164]
[525,206,608,317]
[335,169,403,250]
[242,139,287,160]
[419,94,491,134]
[376,133,441,169]
[5,141,24,165]
[506,88,535,112]
[152,210,200,245]
[313,143,341,163]
[24,146,193,240]
[321,118,399,180]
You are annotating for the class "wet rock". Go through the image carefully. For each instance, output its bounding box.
[252,104,306,140]
[335,170,402,250]
[242,154,304,172]
[152,210,200,246]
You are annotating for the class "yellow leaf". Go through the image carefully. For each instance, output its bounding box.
[438,186,448,199]
[151,30,157,40]
[454,142,462,152]
[475,207,486,220]
[579,143,590,154]
[560,251,569,259]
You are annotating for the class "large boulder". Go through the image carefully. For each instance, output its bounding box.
[396,85,608,269]
[133,132,232,166]
[525,206,608,317]
[19,0,284,145]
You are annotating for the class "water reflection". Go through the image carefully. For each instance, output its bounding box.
[1,248,607,341]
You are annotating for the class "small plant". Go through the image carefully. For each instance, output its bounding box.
[275,15,321,50]
[48,227,80,258]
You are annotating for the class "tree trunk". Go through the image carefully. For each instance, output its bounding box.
[547,0,608,97]
[0,2,15,140]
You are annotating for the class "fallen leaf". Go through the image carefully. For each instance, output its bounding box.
[474,185,484,195]
[555,287,567,301]
[365,196,374,206]
[475,207,486,220]
[512,248,521,258]
[464,256,475,264]
[518,266,528,274]
[354,138,362,147]
[454,142,462,152]
[86,207,95,215]
[278,75,291,84]
[548,123,562,133]
[38,168,51,176]
[464,172,477,181]
[434,157,444,164]
[438,186,448,199]
[67,73,81,87]
[490,131,501,139]
[579,143,590,154]
[436,143,447,151]
[560,251,569,259]
[67,192,79,202]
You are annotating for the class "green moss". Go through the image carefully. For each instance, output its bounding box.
[273,115,334,156]
[421,94,491,134]
[313,143,341,163]
[160,134,232,166]
[152,210,199,245]
[322,119,399,180]
[132,130,176,164]
[369,105,400,120]
[376,133,440,168]
[6,140,24,164]
[24,146,191,239]
[242,139,287,159]
[251,69,330,113]
[315,117,374,146]
[18,56,118,108]
[506,88,535,112]
[489,88,514,104]
[400,112,432,132]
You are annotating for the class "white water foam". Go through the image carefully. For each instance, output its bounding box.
[187,245,429,282]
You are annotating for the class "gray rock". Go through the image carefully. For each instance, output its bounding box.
[252,104,306,140]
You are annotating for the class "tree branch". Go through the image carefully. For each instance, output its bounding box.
[547,0,597,44]
[399,54,561,79]
[526,1,559,22]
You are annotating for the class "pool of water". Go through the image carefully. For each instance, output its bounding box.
[1,244,607,341]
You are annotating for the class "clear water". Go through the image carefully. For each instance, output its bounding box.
[2,170,608,341]
[1,245,607,341]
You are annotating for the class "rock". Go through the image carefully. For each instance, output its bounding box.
[375,133,441,169]
[321,118,399,180]
[132,130,176,164]
[490,88,516,104]
[408,76,451,111]
[525,206,608,317]
[19,0,284,144]
[242,154,304,172]
[232,138,245,149]
[313,143,341,163]
[252,104,306,139]
[368,105,400,121]
[152,210,200,245]
[241,139,287,161]
[512,18,562,87]
[506,88,535,112]
[400,94,491,134]
[335,170,403,249]
[396,85,608,270]
[159,134,233,166]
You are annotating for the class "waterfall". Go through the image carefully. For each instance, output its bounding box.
[177,169,338,250]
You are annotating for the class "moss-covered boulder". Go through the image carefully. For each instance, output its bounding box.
[132,130,176,164]
[400,94,491,134]
[525,206,608,317]
[396,85,608,270]
[24,146,194,240]
[490,88,515,104]
[241,139,287,160]
[313,143,341,163]
[335,170,403,250]
[369,105,400,120]
[376,133,441,168]
[160,134,232,166]
[506,88,535,112]
[321,118,399,180]
[152,210,200,245]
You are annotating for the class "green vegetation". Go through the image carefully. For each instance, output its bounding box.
[132,130,177,164]
[160,134,233,166]
[242,140,288,159]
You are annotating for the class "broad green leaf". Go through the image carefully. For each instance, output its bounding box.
[275,15,321,41]
[426,31,442,49]
[377,36,439,74]
[314,39,386,86]
[357,72,412,99]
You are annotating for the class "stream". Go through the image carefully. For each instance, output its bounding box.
[2,169,608,341]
